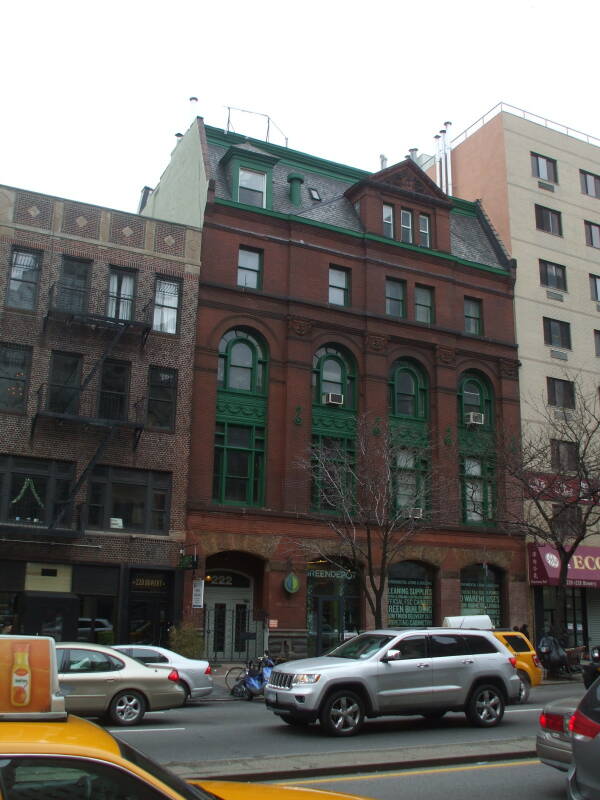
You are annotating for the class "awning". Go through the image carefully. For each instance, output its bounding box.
[528,543,600,589]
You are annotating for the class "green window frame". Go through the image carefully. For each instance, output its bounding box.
[464,297,483,335]
[395,448,426,512]
[312,346,355,408]
[458,372,493,427]
[461,455,494,524]
[400,209,413,243]
[389,361,427,419]
[238,167,267,208]
[385,278,405,317]
[218,329,267,394]
[329,267,350,306]
[310,434,355,513]
[418,214,430,248]
[415,285,434,324]
[237,247,262,289]
[212,422,265,506]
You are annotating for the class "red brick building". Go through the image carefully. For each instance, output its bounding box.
[142,120,525,661]
[0,185,201,644]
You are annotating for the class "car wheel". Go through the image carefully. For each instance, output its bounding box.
[422,710,447,720]
[319,690,364,736]
[466,684,505,727]
[178,681,191,703]
[281,714,310,727]
[108,690,147,726]
[517,671,531,704]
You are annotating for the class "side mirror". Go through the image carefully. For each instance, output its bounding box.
[591,647,600,663]
[381,649,400,663]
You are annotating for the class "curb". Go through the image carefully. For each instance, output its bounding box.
[169,737,537,781]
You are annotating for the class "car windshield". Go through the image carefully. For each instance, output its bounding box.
[326,634,394,659]
[118,740,218,800]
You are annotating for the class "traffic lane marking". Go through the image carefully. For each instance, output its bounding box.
[277,759,541,785]
[108,727,186,733]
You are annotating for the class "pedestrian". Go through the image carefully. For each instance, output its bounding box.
[520,623,530,640]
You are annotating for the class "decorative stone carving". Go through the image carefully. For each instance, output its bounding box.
[288,318,313,337]
[366,334,387,353]
[436,346,456,366]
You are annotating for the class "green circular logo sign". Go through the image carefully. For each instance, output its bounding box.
[283,572,300,594]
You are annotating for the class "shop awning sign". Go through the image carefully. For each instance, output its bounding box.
[528,543,600,588]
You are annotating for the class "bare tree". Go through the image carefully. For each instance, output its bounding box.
[497,378,600,638]
[296,414,451,628]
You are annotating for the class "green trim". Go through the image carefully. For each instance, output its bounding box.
[213,418,265,506]
[312,406,357,437]
[214,199,510,275]
[216,391,267,424]
[450,197,479,216]
[287,173,304,207]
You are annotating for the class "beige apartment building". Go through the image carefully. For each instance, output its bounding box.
[447,103,600,647]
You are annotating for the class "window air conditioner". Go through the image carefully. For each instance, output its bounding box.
[324,393,344,405]
[409,507,423,519]
[465,412,485,425]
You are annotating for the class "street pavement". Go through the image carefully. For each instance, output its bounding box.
[162,665,582,781]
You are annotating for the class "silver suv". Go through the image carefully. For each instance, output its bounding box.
[265,628,520,736]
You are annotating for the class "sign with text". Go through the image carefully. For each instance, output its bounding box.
[0,636,65,718]
[387,579,433,627]
[191,580,204,608]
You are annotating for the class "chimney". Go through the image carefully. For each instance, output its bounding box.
[409,148,418,162]
[380,154,388,170]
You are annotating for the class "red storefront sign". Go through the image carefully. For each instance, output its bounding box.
[528,543,600,588]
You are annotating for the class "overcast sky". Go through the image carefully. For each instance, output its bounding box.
[2,0,598,213]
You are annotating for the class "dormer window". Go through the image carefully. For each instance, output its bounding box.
[400,210,413,243]
[309,187,321,201]
[239,168,266,207]
[382,204,394,238]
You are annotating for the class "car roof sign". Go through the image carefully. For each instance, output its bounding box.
[0,635,66,720]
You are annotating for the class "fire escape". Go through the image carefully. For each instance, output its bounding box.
[29,280,153,535]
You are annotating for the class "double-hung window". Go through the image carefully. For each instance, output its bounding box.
[531,153,558,183]
[581,170,600,198]
[540,260,567,291]
[237,247,262,289]
[329,267,350,306]
[400,210,413,243]
[59,257,89,313]
[147,366,177,430]
[462,456,493,523]
[99,360,130,421]
[415,285,434,323]
[48,352,81,415]
[543,317,571,349]
[108,268,135,321]
[385,278,405,317]
[382,204,394,238]
[6,249,40,310]
[585,221,600,248]
[464,298,482,335]
[551,439,577,472]
[0,344,31,413]
[590,274,600,301]
[213,423,265,506]
[88,466,171,533]
[547,377,575,409]
[396,449,421,510]
[535,205,562,236]
[418,214,430,247]
[238,168,266,207]
[153,278,180,334]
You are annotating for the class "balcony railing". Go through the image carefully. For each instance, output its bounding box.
[46,282,153,338]
[33,383,146,430]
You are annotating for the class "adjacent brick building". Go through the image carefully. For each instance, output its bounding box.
[142,119,525,662]
[0,185,201,644]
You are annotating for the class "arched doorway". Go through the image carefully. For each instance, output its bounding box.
[203,552,267,662]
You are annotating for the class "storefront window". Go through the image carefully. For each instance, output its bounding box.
[0,592,17,633]
[306,562,360,656]
[541,585,586,648]
[388,561,434,627]
[77,596,116,644]
[460,563,502,627]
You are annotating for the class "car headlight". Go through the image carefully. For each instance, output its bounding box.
[291,673,321,685]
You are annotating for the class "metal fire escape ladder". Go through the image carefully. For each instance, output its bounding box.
[48,426,116,531]
[78,320,131,396]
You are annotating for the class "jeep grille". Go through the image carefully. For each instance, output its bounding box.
[269,671,293,689]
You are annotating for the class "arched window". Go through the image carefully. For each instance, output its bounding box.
[218,329,267,394]
[312,345,355,408]
[460,563,502,627]
[388,561,434,627]
[389,360,428,418]
[458,372,493,427]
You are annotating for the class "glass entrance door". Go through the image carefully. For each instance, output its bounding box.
[127,597,170,645]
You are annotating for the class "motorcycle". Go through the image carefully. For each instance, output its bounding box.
[537,634,569,677]
[231,653,275,701]
[583,646,600,688]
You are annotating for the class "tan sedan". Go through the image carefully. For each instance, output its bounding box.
[56,642,185,726]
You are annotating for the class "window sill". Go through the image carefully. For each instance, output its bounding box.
[0,409,28,417]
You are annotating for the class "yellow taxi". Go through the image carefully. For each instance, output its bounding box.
[0,635,366,800]
[0,713,366,800]
[492,629,543,703]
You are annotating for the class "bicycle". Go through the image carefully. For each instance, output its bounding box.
[225,663,251,691]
